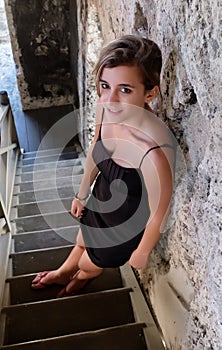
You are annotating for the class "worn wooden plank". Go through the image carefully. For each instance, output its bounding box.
[0,144,17,156]
[19,174,82,192]
[16,198,73,218]
[0,105,9,124]
[120,264,166,350]
[12,226,78,252]
[5,149,19,215]
[10,245,74,276]
[7,268,123,305]
[2,288,134,345]
[0,233,11,307]
[0,192,11,233]
[0,323,147,350]
[17,185,79,205]
[16,165,82,183]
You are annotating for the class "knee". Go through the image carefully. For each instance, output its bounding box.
[78,251,103,274]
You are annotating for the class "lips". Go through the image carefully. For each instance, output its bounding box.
[106,107,123,114]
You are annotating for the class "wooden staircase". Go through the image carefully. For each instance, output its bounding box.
[0,147,165,350]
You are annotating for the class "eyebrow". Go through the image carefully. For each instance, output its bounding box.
[99,79,135,88]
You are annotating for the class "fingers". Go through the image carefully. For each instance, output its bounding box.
[71,198,85,218]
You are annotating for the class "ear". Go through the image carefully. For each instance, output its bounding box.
[144,86,159,103]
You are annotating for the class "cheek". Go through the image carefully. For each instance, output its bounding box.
[98,89,109,100]
[130,95,146,107]
[97,92,105,103]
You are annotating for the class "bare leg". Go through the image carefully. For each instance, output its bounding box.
[58,249,103,296]
[32,229,85,288]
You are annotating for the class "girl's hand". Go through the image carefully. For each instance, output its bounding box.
[129,248,150,269]
[71,198,85,218]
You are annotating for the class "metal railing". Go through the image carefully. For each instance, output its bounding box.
[0,93,20,234]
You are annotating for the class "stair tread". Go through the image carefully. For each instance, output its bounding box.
[10,245,74,276]
[21,146,78,159]
[6,268,123,304]
[17,174,82,193]
[15,185,79,205]
[0,323,147,350]
[2,288,134,345]
[15,165,84,184]
[21,152,79,166]
[2,287,132,311]
[15,198,73,218]
[12,226,79,252]
[17,158,82,173]
[14,211,79,233]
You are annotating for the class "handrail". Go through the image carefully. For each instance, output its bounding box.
[0,105,9,123]
[0,143,17,156]
[0,93,20,234]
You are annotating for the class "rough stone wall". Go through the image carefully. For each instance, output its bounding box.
[75,0,103,148]
[4,0,74,110]
[76,0,222,349]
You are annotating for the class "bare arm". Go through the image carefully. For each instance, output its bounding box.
[76,133,100,199]
[129,148,174,269]
[71,110,102,217]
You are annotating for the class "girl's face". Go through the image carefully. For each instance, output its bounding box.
[98,65,152,120]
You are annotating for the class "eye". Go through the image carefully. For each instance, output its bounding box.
[100,83,110,89]
[120,87,132,94]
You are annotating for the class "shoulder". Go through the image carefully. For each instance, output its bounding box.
[140,145,174,179]
[141,111,173,148]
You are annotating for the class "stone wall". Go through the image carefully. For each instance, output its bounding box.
[76,0,222,349]
[4,0,76,110]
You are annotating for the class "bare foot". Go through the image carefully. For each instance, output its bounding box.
[57,270,89,297]
[31,270,77,289]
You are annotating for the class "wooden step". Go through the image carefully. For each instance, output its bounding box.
[1,288,134,345]
[16,158,82,173]
[21,146,78,159]
[10,246,73,276]
[14,212,78,233]
[6,268,123,304]
[21,151,79,166]
[12,226,79,252]
[15,198,73,218]
[15,186,79,204]
[15,165,83,184]
[18,174,82,192]
[0,323,147,350]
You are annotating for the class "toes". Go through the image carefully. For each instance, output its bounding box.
[31,271,50,289]
[32,271,49,285]
[31,281,46,290]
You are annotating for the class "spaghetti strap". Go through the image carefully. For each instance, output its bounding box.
[98,108,105,140]
[139,143,175,168]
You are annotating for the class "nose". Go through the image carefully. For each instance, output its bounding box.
[107,89,119,103]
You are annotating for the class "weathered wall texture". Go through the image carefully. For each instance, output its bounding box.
[76,0,222,349]
[4,0,75,110]
[75,0,103,148]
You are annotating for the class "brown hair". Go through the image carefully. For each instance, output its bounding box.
[93,35,162,95]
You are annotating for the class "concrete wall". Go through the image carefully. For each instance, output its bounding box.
[76,1,222,349]
[4,0,76,110]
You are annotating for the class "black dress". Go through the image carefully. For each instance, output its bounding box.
[80,121,171,268]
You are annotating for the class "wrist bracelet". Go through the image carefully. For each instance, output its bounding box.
[75,192,88,201]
